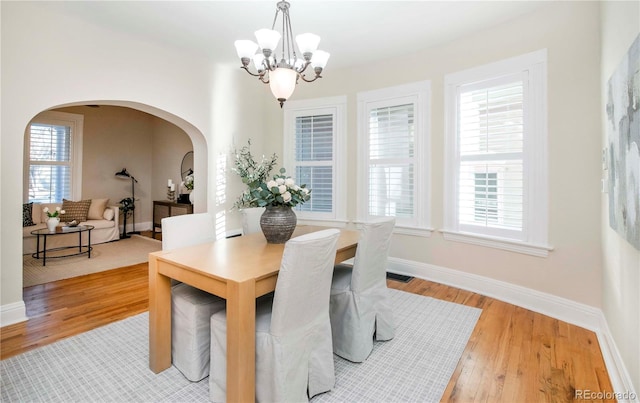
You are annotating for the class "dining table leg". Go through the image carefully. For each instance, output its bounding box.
[148,255,172,373]
[226,279,257,402]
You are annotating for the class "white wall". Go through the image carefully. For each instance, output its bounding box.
[0,2,266,323]
[600,1,640,393]
[268,1,604,307]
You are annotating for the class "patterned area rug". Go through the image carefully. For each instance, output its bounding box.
[23,235,162,287]
[1,289,481,402]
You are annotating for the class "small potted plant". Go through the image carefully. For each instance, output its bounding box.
[43,206,66,232]
[119,197,135,238]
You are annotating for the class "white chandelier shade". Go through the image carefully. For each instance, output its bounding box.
[269,68,298,103]
[233,1,330,107]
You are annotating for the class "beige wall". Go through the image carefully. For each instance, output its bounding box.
[600,1,640,392]
[151,118,193,203]
[268,1,604,307]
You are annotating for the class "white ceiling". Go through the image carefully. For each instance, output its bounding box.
[37,1,548,70]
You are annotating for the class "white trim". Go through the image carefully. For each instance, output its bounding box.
[386,257,637,399]
[1,301,28,327]
[444,49,548,249]
[283,95,347,222]
[596,316,640,401]
[25,110,84,202]
[297,218,348,228]
[440,229,553,257]
[352,220,433,237]
[356,80,431,230]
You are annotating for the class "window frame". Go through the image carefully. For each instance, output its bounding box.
[357,81,432,237]
[443,49,552,257]
[24,110,84,203]
[283,96,347,224]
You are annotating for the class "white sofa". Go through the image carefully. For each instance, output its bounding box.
[23,201,120,255]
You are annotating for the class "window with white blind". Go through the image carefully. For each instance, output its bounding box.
[357,81,431,235]
[25,111,84,203]
[444,49,551,256]
[283,96,346,222]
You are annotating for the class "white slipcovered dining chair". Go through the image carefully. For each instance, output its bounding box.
[329,217,396,362]
[240,207,264,235]
[162,213,225,382]
[209,229,341,402]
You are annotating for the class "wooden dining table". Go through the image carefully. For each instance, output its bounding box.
[148,225,360,402]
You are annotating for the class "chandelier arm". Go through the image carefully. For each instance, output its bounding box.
[296,61,311,74]
[299,73,322,83]
[240,66,263,77]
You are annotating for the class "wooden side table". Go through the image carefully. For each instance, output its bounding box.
[152,201,193,239]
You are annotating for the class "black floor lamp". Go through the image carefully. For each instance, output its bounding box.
[115,168,140,237]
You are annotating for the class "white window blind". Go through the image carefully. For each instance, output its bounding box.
[28,123,73,203]
[368,103,415,218]
[444,49,550,256]
[357,81,431,235]
[25,111,83,204]
[458,77,524,236]
[294,114,333,214]
[284,96,347,222]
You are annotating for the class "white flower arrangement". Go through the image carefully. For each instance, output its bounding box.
[184,174,194,190]
[249,168,311,208]
[231,140,310,208]
[43,206,65,218]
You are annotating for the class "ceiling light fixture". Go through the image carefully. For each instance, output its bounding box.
[234,0,330,108]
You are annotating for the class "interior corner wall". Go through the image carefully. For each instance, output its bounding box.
[600,0,640,393]
[270,1,604,307]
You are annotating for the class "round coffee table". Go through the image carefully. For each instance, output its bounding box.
[30,225,95,266]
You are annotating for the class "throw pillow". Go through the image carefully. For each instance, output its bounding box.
[88,198,109,220]
[60,199,92,223]
[22,202,35,227]
[103,208,115,221]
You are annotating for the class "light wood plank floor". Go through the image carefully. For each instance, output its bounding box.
[1,264,614,402]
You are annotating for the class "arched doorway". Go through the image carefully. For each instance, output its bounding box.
[22,101,208,286]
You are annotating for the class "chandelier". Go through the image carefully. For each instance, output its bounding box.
[234,1,330,107]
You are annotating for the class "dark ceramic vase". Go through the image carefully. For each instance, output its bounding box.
[260,205,297,244]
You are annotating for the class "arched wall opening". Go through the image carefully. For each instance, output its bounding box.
[32,100,209,212]
[20,100,208,282]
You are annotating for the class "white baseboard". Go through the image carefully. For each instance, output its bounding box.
[595,314,640,401]
[122,220,152,233]
[387,257,638,400]
[1,300,27,327]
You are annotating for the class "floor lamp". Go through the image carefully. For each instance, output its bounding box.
[115,168,140,237]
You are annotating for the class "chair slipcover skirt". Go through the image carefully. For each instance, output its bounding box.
[209,229,340,402]
[329,217,396,363]
[330,268,395,362]
[172,283,225,382]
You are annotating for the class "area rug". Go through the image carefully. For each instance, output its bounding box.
[1,289,481,402]
[23,235,162,287]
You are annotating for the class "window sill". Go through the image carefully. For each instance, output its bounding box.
[297,218,349,228]
[351,220,433,237]
[439,230,553,257]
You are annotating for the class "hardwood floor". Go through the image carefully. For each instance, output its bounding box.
[1,265,613,402]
